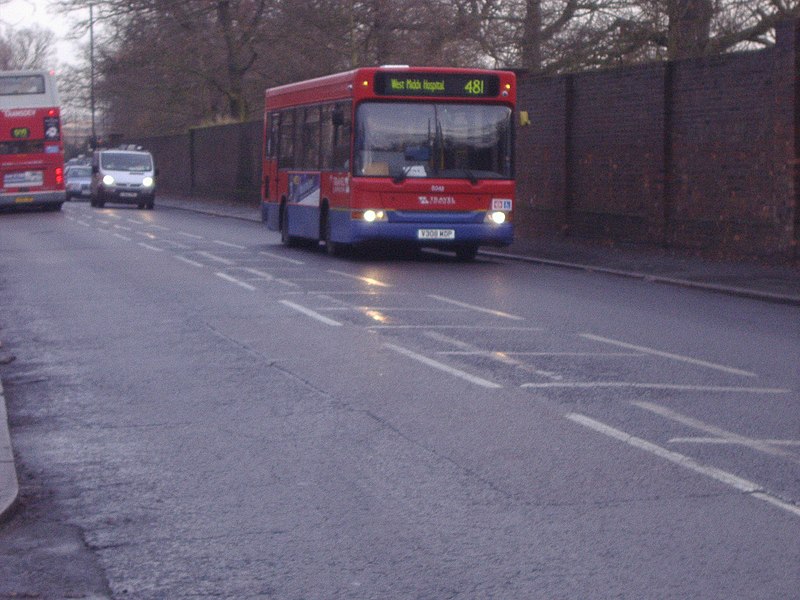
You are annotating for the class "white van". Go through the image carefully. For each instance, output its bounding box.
[91,147,156,209]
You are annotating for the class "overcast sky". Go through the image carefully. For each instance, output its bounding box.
[2,0,85,66]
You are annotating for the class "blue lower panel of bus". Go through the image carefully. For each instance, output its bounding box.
[266,203,513,248]
[330,209,513,247]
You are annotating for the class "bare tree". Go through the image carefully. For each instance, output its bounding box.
[0,25,55,70]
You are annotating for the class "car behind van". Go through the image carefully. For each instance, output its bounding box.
[91,148,156,209]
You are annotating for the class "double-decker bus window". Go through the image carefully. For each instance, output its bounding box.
[0,74,45,95]
[354,102,512,180]
[301,107,321,169]
[278,110,295,169]
[332,101,351,172]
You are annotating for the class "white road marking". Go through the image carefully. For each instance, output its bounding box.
[368,325,542,331]
[215,272,256,291]
[669,437,800,447]
[112,233,131,241]
[425,331,562,380]
[384,343,502,389]
[160,240,191,249]
[521,381,789,393]
[579,334,758,378]
[196,251,234,265]
[566,413,800,518]
[279,300,342,326]
[240,267,273,280]
[177,231,204,239]
[428,294,524,320]
[328,269,391,287]
[214,240,246,249]
[259,251,304,265]
[113,224,132,231]
[173,256,204,268]
[633,401,800,463]
[76,220,91,227]
[138,243,163,252]
[440,351,644,357]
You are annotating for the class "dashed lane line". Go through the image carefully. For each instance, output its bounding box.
[579,334,758,378]
[384,343,502,389]
[566,412,800,519]
[521,381,790,393]
[428,294,524,320]
[215,272,256,291]
[328,269,391,287]
[633,400,800,464]
[279,300,342,326]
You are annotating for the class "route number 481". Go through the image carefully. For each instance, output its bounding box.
[464,79,485,95]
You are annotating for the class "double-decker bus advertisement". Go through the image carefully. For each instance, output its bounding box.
[0,70,66,212]
[262,66,516,260]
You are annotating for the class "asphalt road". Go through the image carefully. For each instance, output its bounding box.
[0,202,798,599]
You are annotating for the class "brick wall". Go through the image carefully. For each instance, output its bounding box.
[516,20,798,259]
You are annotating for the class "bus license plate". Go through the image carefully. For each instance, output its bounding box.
[418,228,455,240]
[14,196,34,203]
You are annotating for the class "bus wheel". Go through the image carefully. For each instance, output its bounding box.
[322,208,344,256]
[455,244,479,261]
[280,206,297,247]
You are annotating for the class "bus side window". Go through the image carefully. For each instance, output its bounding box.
[302,106,321,170]
[320,105,334,170]
[266,112,279,159]
[332,101,351,172]
[278,110,295,169]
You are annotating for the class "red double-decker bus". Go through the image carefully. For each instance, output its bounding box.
[262,66,515,259]
[0,70,65,211]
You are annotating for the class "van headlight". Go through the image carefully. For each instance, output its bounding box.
[102,175,115,186]
[142,176,154,187]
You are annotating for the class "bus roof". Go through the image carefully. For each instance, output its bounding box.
[264,66,516,110]
[0,69,60,109]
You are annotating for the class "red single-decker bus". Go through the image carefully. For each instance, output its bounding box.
[0,70,66,211]
[262,66,516,259]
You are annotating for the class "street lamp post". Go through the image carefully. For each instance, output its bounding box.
[90,3,96,149]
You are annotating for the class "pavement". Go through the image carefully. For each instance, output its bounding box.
[1,194,798,522]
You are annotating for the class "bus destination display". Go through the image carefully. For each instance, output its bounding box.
[374,72,501,98]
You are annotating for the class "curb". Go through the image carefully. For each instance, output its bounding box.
[0,377,19,522]
[481,250,800,307]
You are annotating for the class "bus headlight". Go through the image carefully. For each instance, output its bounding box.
[102,175,115,186]
[485,211,507,225]
[353,209,387,223]
[142,176,154,187]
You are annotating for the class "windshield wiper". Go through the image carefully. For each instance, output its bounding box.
[391,167,407,184]
[462,169,479,185]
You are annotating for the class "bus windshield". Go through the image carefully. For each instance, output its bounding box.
[355,102,512,180]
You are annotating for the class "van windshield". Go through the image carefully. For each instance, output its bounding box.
[101,153,152,172]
